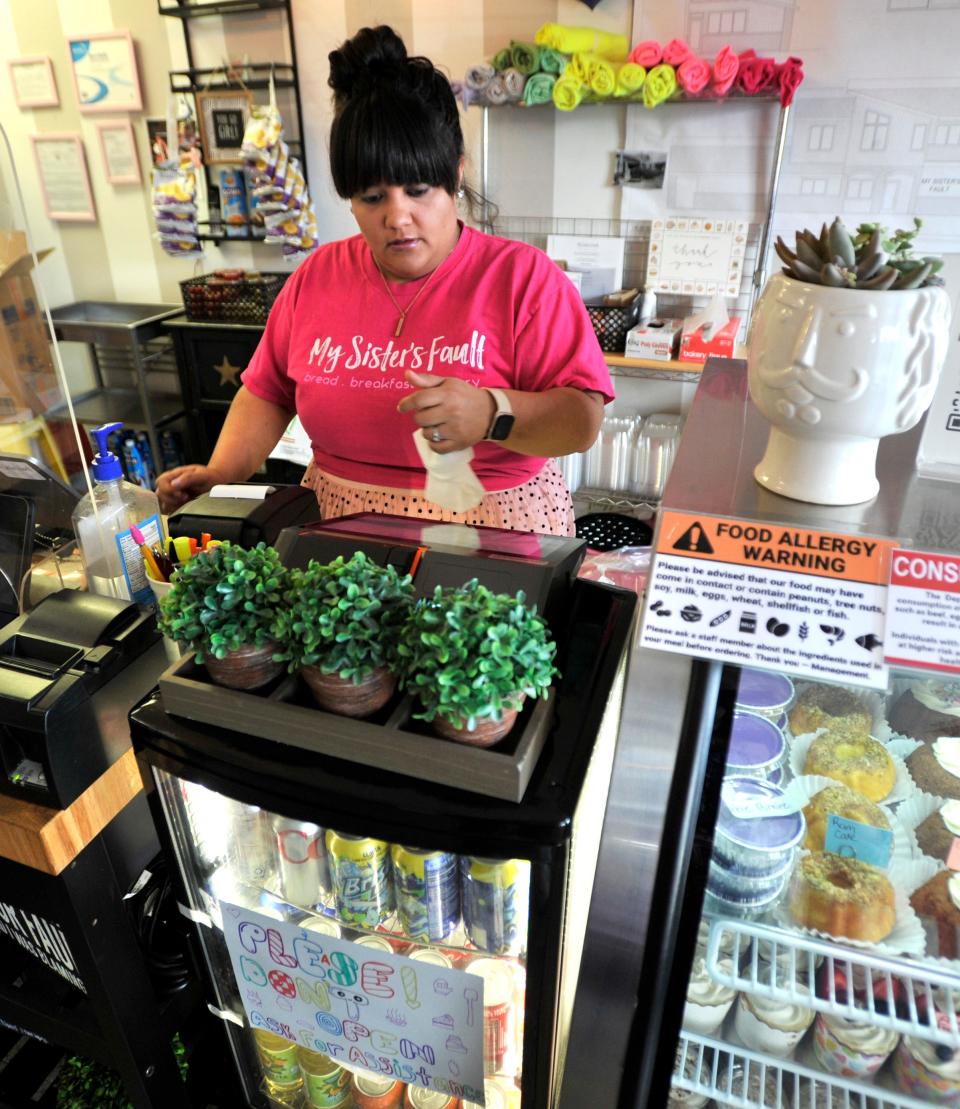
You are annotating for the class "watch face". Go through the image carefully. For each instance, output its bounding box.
[489,413,515,441]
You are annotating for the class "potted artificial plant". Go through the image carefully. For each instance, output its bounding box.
[158,542,287,690]
[396,579,558,747]
[277,551,414,717]
[749,217,950,506]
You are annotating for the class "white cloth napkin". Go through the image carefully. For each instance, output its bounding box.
[413,429,485,513]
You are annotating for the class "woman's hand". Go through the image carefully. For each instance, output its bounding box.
[156,464,226,514]
[396,371,495,452]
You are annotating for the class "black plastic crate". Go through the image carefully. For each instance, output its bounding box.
[179,271,288,325]
[585,297,642,353]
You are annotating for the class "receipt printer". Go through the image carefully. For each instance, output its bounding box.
[0,590,161,808]
[168,483,318,548]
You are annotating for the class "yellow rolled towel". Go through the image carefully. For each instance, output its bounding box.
[567,53,590,86]
[535,23,629,61]
[588,55,616,97]
[615,62,646,97]
[643,63,677,108]
[553,74,586,111]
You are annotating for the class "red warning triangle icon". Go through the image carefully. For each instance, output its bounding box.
[672,521,714,554]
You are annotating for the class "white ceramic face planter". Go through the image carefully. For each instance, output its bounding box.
[748,273,951,505]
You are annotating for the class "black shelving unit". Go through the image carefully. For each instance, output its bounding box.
[159,0,308,237]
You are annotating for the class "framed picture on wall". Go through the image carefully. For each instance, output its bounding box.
[196,89,252,164]
[66,31,142,112]
[8,56,59,108]
[96,119,141,185]
[31,133,96,222]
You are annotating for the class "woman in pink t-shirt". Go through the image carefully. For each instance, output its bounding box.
[157,25,613,536]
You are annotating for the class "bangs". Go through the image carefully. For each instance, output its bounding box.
[330,89,460,198]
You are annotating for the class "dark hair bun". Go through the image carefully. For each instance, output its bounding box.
[328,25,408,104]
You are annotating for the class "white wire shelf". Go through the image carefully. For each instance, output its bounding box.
[674,1031,936,1109]
[705,919,960,1049]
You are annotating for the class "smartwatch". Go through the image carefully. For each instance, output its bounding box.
[484,387,515,442]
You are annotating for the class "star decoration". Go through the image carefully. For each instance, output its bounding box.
[214,355,242,388]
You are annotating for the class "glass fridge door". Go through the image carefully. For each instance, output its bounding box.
[669,665,960,1109]
[153,766,528,1109]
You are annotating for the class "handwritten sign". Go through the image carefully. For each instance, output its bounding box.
[824,814,893,869]
[647,216,748,296]
[220,903,485,1103]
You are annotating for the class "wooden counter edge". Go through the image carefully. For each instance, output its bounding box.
[603,354,704,374]
[0,748,143,875]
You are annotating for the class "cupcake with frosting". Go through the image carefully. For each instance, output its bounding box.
[909,868,960,960]
[682,956,737,1035]
[909,737,960,801]
[892,1025,960,1105]
[915,799,960,862]
[889,679,960,742]
[734,983,814,1056]
[812,1013,899,1077]
[748,937,820,983]
[669,1042,712,1109]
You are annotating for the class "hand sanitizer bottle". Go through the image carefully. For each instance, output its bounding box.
[71,422,164,603]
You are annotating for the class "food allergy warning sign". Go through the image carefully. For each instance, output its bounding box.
[640,512,892,688]
[886,549,960,674]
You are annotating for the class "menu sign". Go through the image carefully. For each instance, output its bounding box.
[220,903,485,1102]
[641,512,892,689]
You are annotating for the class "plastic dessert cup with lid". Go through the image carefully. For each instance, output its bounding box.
[714,778,806,873]
[892,1030,960,1105]
[812,1013,899,1077]
[682,956,737,1034]
[703,884,786,921]
[735,668,796,721]
[734,983,815,1057]
[726,711,787,779]
[708,851,795,900]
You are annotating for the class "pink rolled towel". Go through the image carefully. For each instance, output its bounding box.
[711,45,739,96]
[629,40,662,68]
[663,38,693,66]
[677,56,710,95]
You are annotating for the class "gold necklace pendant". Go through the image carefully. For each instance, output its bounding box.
[394,313,406,337]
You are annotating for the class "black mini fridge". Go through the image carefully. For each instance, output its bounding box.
[129,516,635,1109]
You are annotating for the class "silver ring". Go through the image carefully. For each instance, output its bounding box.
[430,429,442,443]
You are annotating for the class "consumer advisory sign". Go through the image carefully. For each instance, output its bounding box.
[885,549,960,674]
[640,512,893,689]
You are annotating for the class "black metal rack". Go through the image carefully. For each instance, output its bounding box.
[158,0,308,245]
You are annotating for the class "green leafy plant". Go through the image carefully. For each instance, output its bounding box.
[56,1034,187,1108]
[158,542,288,663]
[276,551,414,682]
[396,579,558,730]
[775,216,943,290]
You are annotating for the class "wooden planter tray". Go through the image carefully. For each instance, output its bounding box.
[158,654,555,803]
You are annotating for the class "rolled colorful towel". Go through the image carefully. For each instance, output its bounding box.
[539,47,568,74]
[492,47,512,72]
[776,56,804,106]
[465,63,495,91]
[553,73,586,111]
[588,54,617,97]
[535,22,629,61]
[738,53,776,94]
[568,53,591,86]
[662,38,694,66]
[522,72,556,106]
[501,67,525,101]
[643,63,677,108]
[677,56,710,96]
[510,41,541,76]
[711,45,739,96]
[484,74,510,105]
[615,62,646,97]
[629,40,662,68]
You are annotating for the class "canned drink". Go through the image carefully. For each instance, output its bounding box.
[467,957,516,1076]
[297,1047,351,1108]
[407,947,453,969]
[463,1078,519,1109]
[461,858,527,955]
[253,1029,302,1092]
[326,831,394,928]
[403,1087,460,1108]
[228,802,277,888]
[300,914,342,939]
[353,933,395,954]
[353,1073,404,1107]
[276,819,329,907]
[391,845,460,942]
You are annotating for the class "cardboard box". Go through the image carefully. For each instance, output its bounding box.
[0,232,56,420]
[678,315,739,364]
[625,318,682,361]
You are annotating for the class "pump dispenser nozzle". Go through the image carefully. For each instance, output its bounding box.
[90,422,124,481]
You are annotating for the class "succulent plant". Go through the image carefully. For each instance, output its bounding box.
[158,541,289,662]
[276,551,414,682]
[775,216,943,291]
[396,579,558,731]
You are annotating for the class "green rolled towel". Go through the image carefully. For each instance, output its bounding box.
[492,47,512,72]
[523,72,556,106]
[539,48,568,74]
[510,41,541,76]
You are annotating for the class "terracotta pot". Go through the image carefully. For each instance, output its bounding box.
[301,664,396,717]
[432,700,523,748]
[203,641,283,690]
